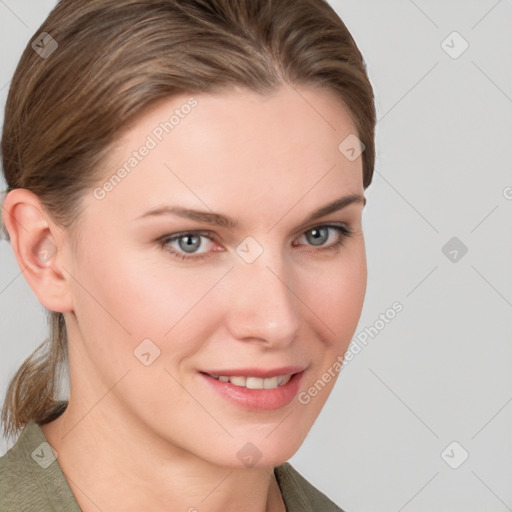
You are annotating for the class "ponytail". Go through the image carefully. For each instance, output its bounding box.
[1,311,68,441]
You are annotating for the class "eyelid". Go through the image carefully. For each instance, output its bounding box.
[158,221,351,245]
[158,222,353,261]
[294,219,351,236]
[158,230,218,250]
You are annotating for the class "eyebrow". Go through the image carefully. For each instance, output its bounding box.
[136,193,365,230]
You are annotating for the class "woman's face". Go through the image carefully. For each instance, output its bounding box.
[60,83,367,468]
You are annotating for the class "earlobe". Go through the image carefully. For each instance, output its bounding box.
[2,188,74,313]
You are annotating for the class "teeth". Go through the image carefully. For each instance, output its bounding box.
[263,377,278,389]
[277,374,292,386]
[229,376,246,387]
[210,374,292,389]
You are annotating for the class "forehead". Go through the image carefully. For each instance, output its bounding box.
[89,84,363,222]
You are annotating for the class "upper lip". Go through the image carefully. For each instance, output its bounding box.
[201,365,307,379]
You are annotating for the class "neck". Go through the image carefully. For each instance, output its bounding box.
[40,402,286,512]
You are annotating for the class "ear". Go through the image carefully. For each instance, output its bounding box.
[1,188,74,313]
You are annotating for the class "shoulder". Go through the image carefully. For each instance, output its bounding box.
[274,462,346,512]
[0,421,47,511]
[0,421,81,511]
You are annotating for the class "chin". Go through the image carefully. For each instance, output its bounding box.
[233,427,310,470]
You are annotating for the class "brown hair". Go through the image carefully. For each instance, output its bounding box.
[0,0,376,441]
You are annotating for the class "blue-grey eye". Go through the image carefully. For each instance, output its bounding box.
[177,234,202,253]
[305,227,330,246]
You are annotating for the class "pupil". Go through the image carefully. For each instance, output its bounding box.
[180,234,200,253]
[308,227,327,246]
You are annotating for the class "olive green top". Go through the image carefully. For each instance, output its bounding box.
[0,420,344,511]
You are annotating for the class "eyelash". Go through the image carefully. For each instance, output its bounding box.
[158,224,354,262]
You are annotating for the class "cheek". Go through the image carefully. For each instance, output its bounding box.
[307,243,367,345]
[70,247,222,363]
[295,250,366,416]
[74,245,183,326]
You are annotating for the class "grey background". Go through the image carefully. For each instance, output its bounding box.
[1,1,511,511]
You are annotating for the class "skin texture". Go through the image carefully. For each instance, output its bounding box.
[3,83,367,512]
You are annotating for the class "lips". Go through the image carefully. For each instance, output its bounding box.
[199,366,306,411]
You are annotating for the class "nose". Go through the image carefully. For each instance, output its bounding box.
[223,249,301,349]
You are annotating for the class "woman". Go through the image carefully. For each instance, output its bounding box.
[0,0,376,510]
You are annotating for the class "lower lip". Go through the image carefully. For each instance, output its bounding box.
[200,371,305,411]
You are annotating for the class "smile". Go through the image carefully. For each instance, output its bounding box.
[199,367,306,411]
[207,374,292,389]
